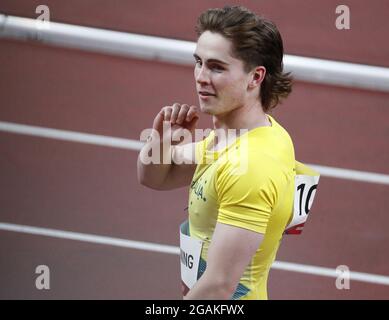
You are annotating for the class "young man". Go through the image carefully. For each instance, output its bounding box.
[137,6,319,300]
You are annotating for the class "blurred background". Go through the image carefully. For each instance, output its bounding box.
[0,0,388,299]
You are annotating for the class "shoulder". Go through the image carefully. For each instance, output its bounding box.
[194,129,214,164]
[215,134,294,201]
[217,149,286,186]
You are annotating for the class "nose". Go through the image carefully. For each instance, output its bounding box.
[195,65,210,85]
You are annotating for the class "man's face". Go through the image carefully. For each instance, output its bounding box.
[194,31,252,116]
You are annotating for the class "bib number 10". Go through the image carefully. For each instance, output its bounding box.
[296,182,318,217]
[285,175,320,235]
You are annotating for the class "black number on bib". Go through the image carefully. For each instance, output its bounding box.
[297,183,318,216]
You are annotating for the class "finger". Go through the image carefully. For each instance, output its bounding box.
[176,104,190,125]
[153,112,164,129]
[162,106,173,122]
[185,105,199,122]
[186,115,199,132]
[170,103,181,124]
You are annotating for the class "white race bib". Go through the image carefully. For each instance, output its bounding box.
[179,221,203,293]
[284,174,320,235]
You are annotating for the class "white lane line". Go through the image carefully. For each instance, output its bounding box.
[271,261,389,286]
[0,222,178,255]
[309,164,389,185]
[0,121,144,151]
[1,14,389,92]
[1,121,389,186]
[1,222,389,286]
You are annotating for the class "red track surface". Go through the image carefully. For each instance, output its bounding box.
[1,1,388,299]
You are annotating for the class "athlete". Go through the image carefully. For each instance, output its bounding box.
[137,6,319,299]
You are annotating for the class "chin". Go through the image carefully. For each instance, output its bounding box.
[199,102,217,115]
[201,107,217,115]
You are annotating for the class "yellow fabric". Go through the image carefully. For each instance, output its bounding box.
[188,115,296,300]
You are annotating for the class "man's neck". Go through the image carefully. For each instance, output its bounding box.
[212,101,271,133]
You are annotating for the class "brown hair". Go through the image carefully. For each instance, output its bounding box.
[196,6,292,112]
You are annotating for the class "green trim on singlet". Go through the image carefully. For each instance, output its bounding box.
[197,257,250,300]
[231,283,250,300]
[181,220,190,236]
[197,257,207,280]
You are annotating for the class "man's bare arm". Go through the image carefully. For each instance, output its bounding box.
[184,222,264,299]
[137,103,199,190]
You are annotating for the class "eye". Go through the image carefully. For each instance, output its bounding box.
[194,59,202,67]
[210,64,224,72]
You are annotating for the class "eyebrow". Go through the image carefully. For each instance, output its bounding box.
[193,53,229,66]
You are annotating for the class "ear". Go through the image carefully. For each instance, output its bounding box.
[248,66,266,89]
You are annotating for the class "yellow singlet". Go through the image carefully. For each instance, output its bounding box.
[187,115,296,300]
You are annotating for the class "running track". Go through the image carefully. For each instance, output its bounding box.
[0,1,388,299]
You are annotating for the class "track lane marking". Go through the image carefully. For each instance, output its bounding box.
[1,222,389,286]
[1,121,389,185]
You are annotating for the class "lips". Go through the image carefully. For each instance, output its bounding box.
[198,91,216,96]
